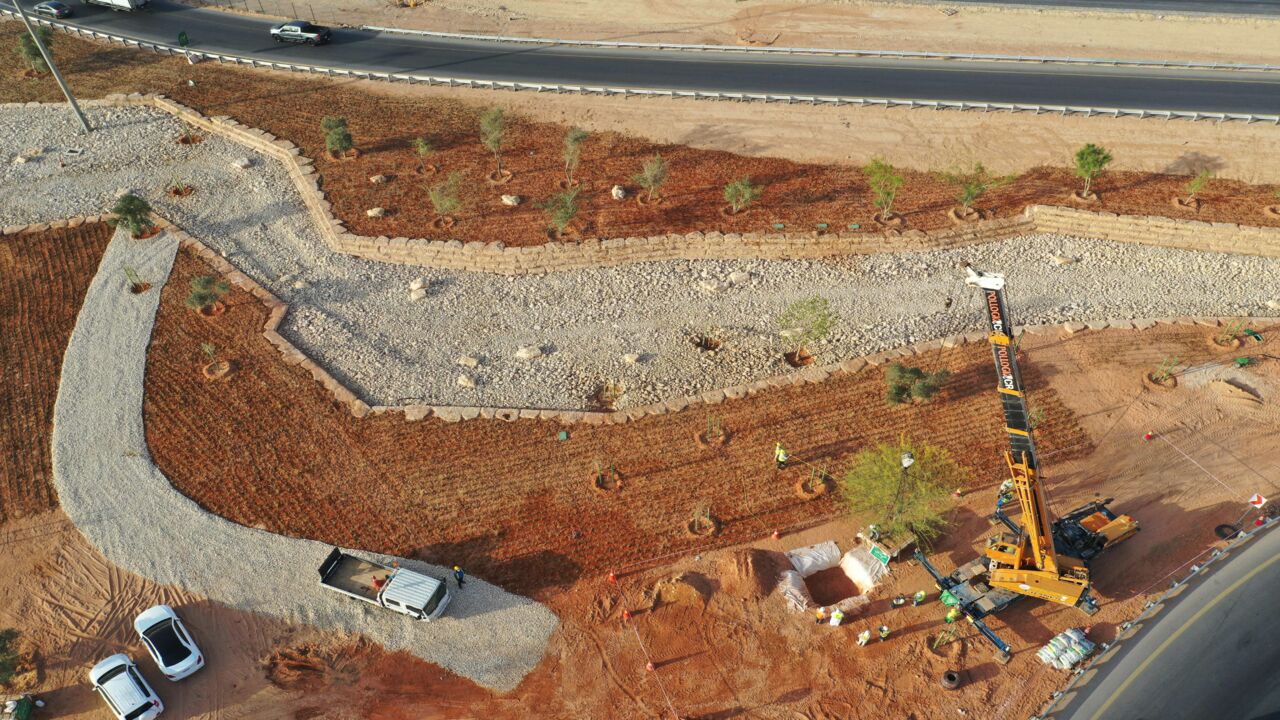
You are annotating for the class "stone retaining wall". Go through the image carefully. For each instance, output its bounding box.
[45,94,1280,274]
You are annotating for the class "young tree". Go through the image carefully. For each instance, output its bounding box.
[17,27,52,73]
[885,363,951,405]
[428,171,464,219]
[1073,143,1113,198]
[633,154,669,203]
[0,628,20,686]
[538,187,581,235]
[322,116,353,156]
[723,177,763,214]
[864,157,904,218]
[185,275,230,313]
[839,436,965,547]
[108,193,155,238]
[479,107,507,176]
[412,137,434,172]
[937,163,1010,210]
[562,127,588,185]
[1184,170,1212,203]
[777,296,837,358]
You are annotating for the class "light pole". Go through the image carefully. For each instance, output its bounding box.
[13,3,91,133]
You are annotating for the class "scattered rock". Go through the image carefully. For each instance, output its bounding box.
[12,155,28,164]
[409,277,427,292]
[515,345,543,360]
[231,157,252,170]
[622,353,641,365]
[501,194,521,207]
[611,185,626,201]
[366,207,386,218]
[408,288,428,302]
[728,270,751,285]
[291,279,308,290]
[23,147,41,157]
[457,355,480,369]
[456,374,476,389]
[697,279,728,294]
[1050,254,1076,266]
[369,174,388,184]
[1266,300,1280,311]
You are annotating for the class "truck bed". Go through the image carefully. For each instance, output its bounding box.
[321,554,390,601]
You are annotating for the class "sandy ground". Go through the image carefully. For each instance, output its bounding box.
[358,78,1280,183]
[237,0,1280,65]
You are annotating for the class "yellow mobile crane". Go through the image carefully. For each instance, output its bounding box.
[916,268,1139,662]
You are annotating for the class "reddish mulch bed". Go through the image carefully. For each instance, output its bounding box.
[0,222,113,521]
[145,248,1090,599]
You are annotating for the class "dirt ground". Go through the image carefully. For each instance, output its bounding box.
[217,0,1280,65]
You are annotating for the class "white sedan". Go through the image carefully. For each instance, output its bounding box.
[133,605,204,681]
[89,654,163,720]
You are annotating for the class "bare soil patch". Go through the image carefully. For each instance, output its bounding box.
[0,222,112,523]
[804,565,859,607]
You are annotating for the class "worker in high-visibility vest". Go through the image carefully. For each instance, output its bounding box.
[829,608,845,627]
[856,629,872,646]
[878,625,891,642]
[815,607,827,624]
[774,442,790,469]
[945,607,963,624]
[912,590,927,606]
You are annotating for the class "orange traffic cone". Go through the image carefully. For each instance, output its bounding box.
[646,661,656,672]
[771,529,781,540]
[608,572,618,584]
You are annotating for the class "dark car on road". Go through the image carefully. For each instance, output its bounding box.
[34,0,73,18]
[270,20,332,45]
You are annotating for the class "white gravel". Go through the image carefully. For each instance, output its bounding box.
[5,105,1279,411]
[49,228,558,692]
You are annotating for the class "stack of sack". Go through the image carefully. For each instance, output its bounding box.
[1036,627,1096,670]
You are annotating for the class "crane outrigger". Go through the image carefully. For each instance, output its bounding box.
[916,268,1139,662]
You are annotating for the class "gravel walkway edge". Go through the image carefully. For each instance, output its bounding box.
[50,228,558,692]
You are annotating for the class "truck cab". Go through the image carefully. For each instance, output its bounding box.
[318,548,451,621]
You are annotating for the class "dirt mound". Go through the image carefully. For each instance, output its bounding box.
[264,638,372,692]
[720,548,789,599]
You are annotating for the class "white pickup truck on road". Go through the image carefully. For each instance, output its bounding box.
[84,0,148,11]
[318,548,452,621]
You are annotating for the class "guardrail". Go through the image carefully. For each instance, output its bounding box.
[1031,513,1279,720]
[6,9,1280,126]
[360,24,1280,74]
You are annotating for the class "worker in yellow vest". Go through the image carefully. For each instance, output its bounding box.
[774,442,790,469]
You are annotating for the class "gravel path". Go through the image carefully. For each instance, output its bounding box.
[49,228,558,691]
[5,105,1279,411]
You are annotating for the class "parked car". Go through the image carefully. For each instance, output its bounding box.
[89,654,163,720]
[270,20,332,45]
[33,1,72,18]
[133,605,204,681]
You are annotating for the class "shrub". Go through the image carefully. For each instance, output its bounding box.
[480,107,507,174]
[633,154,669,202]
[185,275,230,312]
[1185,170,1212,201]
[17,27,52,74]
[320,116,347,133]
[885,363,951,404]
[107,193,154,237]
[937,163,1010,209]
[723,177,763,213]
[428,172,464,217]
[412,137,434,170]
[562,127,588,184]
[864,157,904,216]
[1073,143,1113,197]
[324,125,354,155]
[777,296,837,356]
[0,628,20,686]
[839,436,965,547]
[538,187,581,234]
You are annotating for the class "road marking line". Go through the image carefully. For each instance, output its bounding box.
[1089,549,1280,720]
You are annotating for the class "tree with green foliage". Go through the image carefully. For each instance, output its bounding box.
[428,171,464,218]
[480,107,507,176]
[1184,170,1212,203]
[937,162,1010,210]
[108,193,155,238]
[723,177,763,214]
[1073,143,1113,198]
[633,154,669,203]
[562,127,588,185]
[0,628,20,686]
[885,363,951,405]
[17,27,52,73]
[538,187,581,235]
[864,157,904,217]
[777,296,837,358]
[412,137,434,172]
[185,275,230,313]
[322,116,353,155]
[840,436,964,547]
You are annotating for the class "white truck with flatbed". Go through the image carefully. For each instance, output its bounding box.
[84,0,148,12]
[318,547,451,621]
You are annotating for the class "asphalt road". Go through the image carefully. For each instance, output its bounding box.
[945,0,1280,15]
[10,0,1280,115]
[1058,524,1280,720]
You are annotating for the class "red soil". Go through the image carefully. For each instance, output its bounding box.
[0,222,112,522]
[145,248,1090,599]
